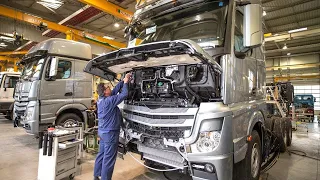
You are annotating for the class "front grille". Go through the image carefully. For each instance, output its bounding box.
[138,144,185,169]
[14,101,28,117]
[128,121,189,139]
[124,110,194,120]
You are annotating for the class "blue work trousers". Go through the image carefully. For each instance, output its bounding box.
[94,131,120,180]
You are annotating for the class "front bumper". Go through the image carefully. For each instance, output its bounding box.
[188,153,233,180]
[14,100,39,134]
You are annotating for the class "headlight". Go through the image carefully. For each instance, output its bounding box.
[26,107,34,120]
[191,131,221,153]
[119,128,125,139]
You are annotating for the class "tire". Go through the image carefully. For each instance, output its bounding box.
[233,130,261,180]
[273,118,286,152]
[4,111,13,120]
[56,113,81,127]
[286,118,292,147]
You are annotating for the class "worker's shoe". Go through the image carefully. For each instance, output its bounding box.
[93,177,100,180]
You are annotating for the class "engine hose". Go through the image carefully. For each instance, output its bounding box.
[127,152,188,172]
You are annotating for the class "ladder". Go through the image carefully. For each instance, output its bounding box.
[266,86,288,118]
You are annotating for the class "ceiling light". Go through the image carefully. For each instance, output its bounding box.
[0,36,15,41]
[288,27,307,34]
[0,44,8,47]
[273,34,279,36]
[287,53,291,56]
[263,11,267,16]
[0,42,4,45]
[282,44,288,49]
[114,23,120,28]
[37,0,64,11]
[103,36,115,40]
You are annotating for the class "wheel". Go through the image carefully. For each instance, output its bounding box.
[69,174,75,179]
[233,130,261,180]
[273,118,286,152]
[286,119,292,147]
[56,113,81,127]
[4,111,13,120]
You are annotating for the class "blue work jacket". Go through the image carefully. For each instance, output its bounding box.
[97,81,128,132]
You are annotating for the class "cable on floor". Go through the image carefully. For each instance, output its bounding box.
[287,149,320,161]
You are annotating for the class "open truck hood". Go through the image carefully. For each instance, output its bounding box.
[84,40,221,79]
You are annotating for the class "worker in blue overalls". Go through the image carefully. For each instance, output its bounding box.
[93,73,131,180]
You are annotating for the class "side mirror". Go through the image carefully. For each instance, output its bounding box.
[49,57,58,77]
[4,77,10,89]
[243,4,263,47]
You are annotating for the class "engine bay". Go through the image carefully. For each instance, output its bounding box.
[126,64,221,107]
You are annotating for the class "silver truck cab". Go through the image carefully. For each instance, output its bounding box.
[0,71,20,119]
[85,1,272,180]
[14,38,93,134]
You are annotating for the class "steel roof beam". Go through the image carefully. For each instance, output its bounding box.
[266,15,320,30]
[0,1,63,22]
[265,28,320,42]
[265,42,320,54]
[0,5,126,50]
[78,0,134,22]
[265,0,314,13]
[265,6,320,21]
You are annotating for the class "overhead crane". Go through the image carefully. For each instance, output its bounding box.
[0,5,126,50]
[0,51,28,56]
[274,75,320,82]
[0,56,19,72]
[78,0,133,22]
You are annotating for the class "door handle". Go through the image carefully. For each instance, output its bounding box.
[65,92,73,96]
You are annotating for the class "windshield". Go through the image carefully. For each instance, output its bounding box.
[135,1,228,49]
[21,57,45,80]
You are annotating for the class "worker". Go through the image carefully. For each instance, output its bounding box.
[93,73,131,180]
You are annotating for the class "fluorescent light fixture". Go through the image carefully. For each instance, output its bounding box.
[0,36,15,41]
[273,34,279,36]
[0,44,8,47]
[287,53,291,56]
[263,11,267,16]
[282,44,287,49]
[114,23,120,28]
[288,27,307,34]
[37,0,64,11]
[103,36,115,40]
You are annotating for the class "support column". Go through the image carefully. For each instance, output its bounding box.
[13,60,18,72]
[66,30,76,41]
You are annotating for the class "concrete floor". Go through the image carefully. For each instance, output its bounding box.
[0,114,319,180]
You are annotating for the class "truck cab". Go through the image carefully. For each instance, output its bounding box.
[14,38,93,134]
[84,1,280,180]
[0,71,20,119]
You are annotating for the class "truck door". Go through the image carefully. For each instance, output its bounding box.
[40,57,74,122]
[0,74,19,113]
[1,75,19,101]
[73,60,92,108]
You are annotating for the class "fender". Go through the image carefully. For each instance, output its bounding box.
[55,103,89,126]
[55,103,88,115]
[234,110,265,163]
[247,110,265,136]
